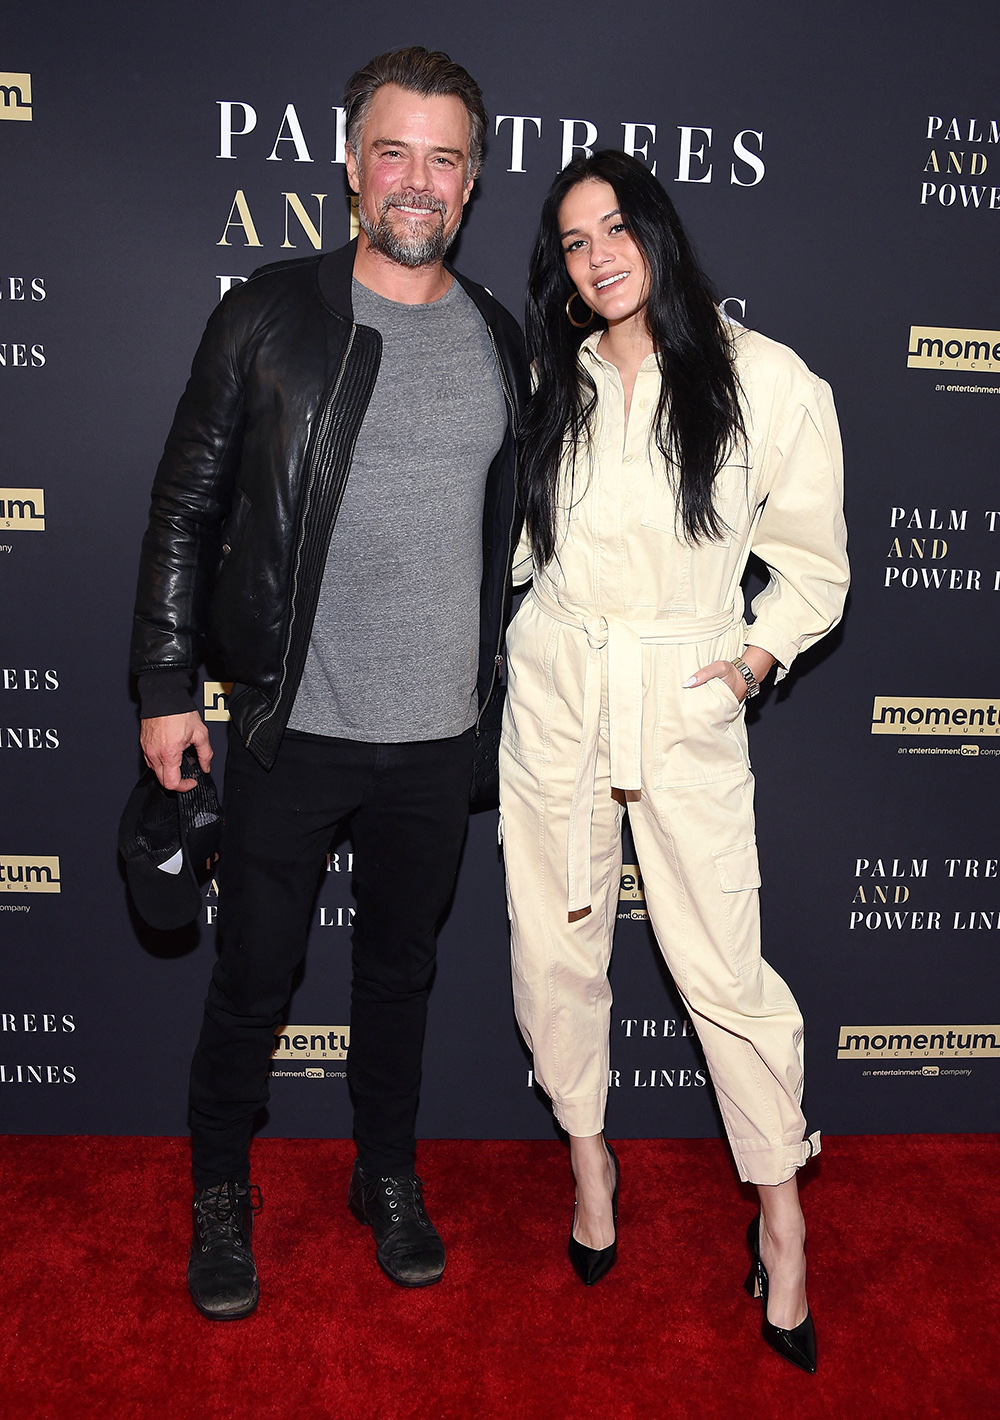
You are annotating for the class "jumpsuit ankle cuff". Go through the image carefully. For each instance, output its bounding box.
[552,1093,607,1140]
[731,1129,821,1185]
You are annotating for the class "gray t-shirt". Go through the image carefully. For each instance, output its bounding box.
[287,277,507,742]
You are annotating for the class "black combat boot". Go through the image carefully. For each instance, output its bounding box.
[187,1179,261,1319]
[349,1162,445,1287]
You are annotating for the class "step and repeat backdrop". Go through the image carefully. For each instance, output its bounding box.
[3,0,998,1144]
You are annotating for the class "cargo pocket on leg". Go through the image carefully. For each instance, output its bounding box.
[713,840,761,976]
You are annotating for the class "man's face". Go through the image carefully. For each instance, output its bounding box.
[346,83,475,268]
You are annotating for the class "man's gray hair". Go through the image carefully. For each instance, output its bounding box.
[343,46,487,178]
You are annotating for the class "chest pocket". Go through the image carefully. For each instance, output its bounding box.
[217,489,251,574]
[639,470,682,535]
[640,450,759,547]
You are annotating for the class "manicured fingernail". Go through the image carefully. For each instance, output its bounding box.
[682,675,696,688]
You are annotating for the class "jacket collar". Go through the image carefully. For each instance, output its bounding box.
[316,239,359,320]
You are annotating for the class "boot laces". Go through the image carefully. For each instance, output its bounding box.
[380,1174,426,1225]
[195,1181,262,1249]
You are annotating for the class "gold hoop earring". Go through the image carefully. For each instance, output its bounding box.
[565,291,594,328]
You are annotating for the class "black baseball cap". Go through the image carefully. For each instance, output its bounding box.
[118,750,223,930]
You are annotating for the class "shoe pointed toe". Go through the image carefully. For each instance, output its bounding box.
[764,1311,816,1373]
[568,1233,618,1285]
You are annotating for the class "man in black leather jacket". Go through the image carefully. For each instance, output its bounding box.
[130,47,527,1318]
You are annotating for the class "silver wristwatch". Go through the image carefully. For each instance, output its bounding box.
[731,656,760,699]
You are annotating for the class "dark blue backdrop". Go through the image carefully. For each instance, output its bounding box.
[2,0,998,1143]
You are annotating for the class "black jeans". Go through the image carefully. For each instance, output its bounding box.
[189,726,474,1188]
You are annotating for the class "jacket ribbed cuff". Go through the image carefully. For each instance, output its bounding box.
[137,669,198,719]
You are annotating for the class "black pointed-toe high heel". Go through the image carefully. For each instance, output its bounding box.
[743,1214,816,1373]
[568,1142,619,1285]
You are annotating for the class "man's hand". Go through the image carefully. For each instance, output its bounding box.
[140,711,213,791]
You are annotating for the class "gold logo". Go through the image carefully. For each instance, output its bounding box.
[871,697,1000,736]
[907,326,1000,372]
[1,489,45,531]
[618,863,648,920]
[203,681,232,721]
[272,1026,350,1060]
[0,73,31,122]
[0,855,60,893]
[838,1025,999,1059]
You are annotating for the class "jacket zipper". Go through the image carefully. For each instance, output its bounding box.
[476,326,520,734]
[245,324,357,748]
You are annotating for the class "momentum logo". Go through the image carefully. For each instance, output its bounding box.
[0,73,31,121]
[1,490,45,531]
[907,326,1000,372]
[871,697,1000,736]
[0,856,60,893]
[203,681,232,721]
[619,863,647,921]
[272,1026,349,1061]
[838,1025,999,1059]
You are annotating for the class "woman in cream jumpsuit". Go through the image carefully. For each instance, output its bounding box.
[500,154,848,1369]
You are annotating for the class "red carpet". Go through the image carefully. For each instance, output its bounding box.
[1,1134,996,1419]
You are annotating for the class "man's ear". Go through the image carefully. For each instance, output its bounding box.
[462,173,475,207]
[345,143,361,196]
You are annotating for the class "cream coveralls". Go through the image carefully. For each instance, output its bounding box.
[499,327,849,1185]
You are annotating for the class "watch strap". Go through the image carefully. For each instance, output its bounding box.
[731,656,760,699]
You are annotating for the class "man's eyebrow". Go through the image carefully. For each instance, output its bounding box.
[371,137,466,157]
[559,208,621,239]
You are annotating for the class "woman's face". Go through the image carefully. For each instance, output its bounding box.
[557,178,650,331]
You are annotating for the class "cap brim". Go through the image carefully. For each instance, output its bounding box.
[126,852,203,931]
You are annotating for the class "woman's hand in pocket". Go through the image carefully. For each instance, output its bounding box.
[682,646,777,702]
[682,660,749,702]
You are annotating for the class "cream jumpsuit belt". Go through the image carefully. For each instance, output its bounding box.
[530,582,742,917]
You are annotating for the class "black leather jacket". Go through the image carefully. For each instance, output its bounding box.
[131,240,529,769]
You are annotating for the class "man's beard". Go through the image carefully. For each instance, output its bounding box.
[358,190,460,267]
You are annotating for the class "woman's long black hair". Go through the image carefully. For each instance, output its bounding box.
[519,150,747,566]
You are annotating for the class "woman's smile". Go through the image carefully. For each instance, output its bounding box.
[594,270,630,291]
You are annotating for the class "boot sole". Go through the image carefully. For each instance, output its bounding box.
[189,1288,259,1321]
[375,1254,445,1288]
[188,1273,260,1321]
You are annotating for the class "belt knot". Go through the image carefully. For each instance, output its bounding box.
[583,615,608,651]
